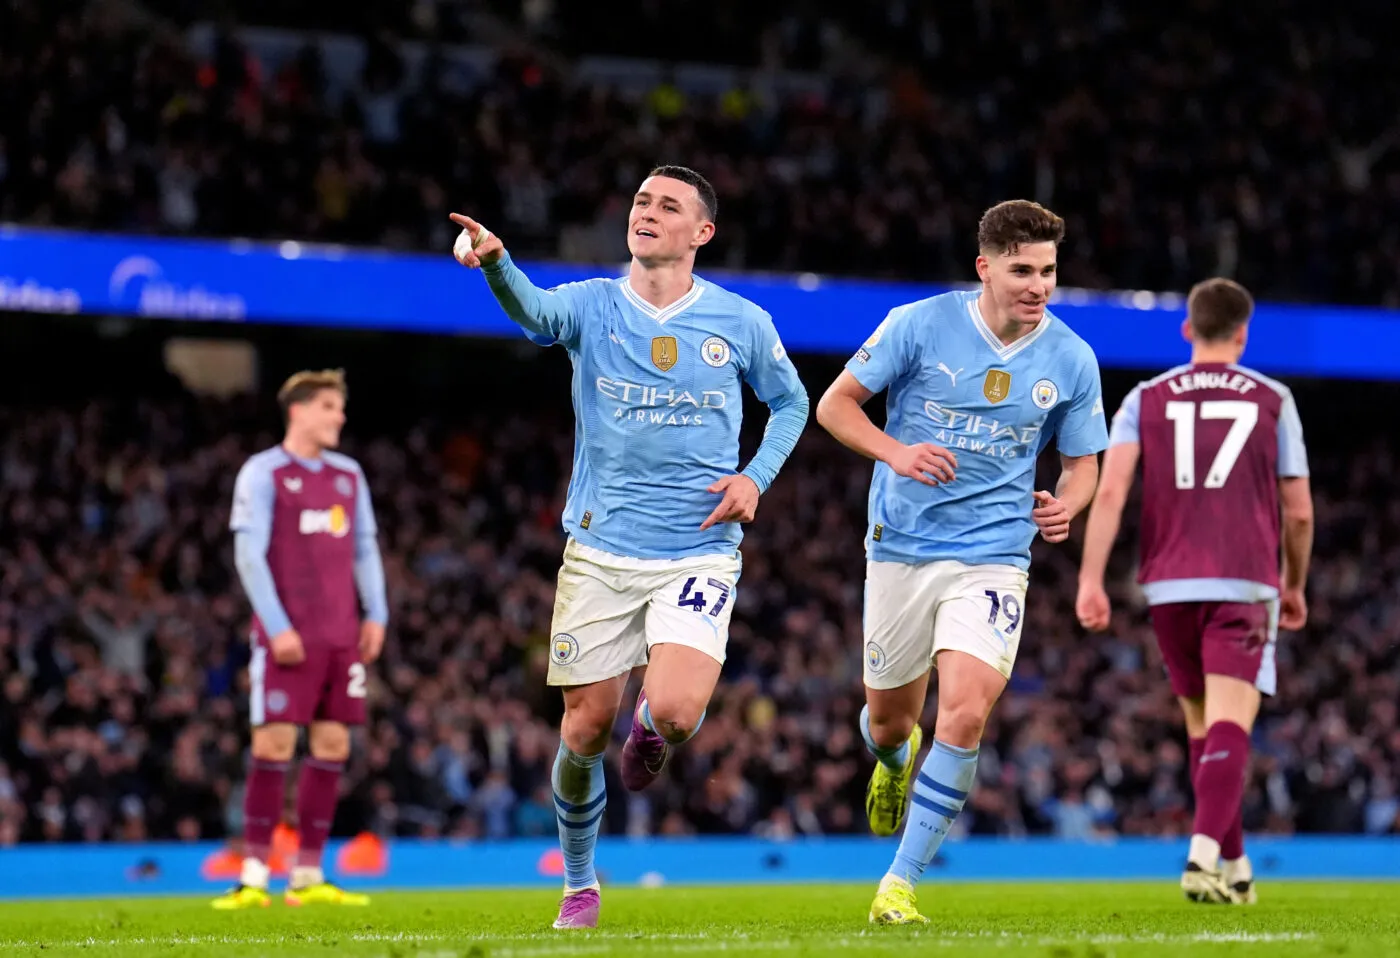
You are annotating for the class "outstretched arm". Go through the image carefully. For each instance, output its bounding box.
[450,213,580,347]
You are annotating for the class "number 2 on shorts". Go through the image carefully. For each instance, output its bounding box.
[347,662,367,698]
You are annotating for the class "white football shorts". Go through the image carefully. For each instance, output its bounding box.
[546,538,741,686]
[863,558,1030,689]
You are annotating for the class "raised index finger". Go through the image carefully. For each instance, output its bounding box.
[449,213,480,231]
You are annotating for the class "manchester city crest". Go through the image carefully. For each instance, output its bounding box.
[701,336,731,367]
[552,633,580,665]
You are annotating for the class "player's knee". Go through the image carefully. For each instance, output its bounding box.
[936,701,989,750]
[308,722,351,762]
[251,724,297,762]
[1203,674,1262,732]
[561,704,614,755]
[644,697,704,744]
[866,711,917,750]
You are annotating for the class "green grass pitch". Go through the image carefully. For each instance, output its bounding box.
[0,883,1396,957]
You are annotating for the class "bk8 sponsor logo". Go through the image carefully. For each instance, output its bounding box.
[299,504,350,537]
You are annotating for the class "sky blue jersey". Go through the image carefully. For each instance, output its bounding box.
[482,253,809,560]
[847,290,1108,570]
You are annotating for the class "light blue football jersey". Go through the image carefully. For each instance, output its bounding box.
[483,254,808,561]
[847,289,1108,570]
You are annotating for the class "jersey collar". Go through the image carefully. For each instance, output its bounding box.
[966,293,1053,361]
[620,277,705,325]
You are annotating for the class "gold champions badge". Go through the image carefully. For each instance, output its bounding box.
[651,336,678,372]
[983,369,1011,404]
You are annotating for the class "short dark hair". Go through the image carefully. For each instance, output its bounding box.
[648,165,717,222]
[1187,278,1254,342]
[977,200,1065,254]
[278,368,347,419]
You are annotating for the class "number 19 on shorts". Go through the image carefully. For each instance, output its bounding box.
[985,590,1022,635]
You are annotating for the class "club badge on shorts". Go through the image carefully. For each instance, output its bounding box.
[552,633,580,666]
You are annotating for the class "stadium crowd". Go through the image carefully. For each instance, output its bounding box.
[3,1,1400,305]
[0,366,1395,846]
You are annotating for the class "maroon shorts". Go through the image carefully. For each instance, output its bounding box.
[1148,600,1278,699]
[249,634,368,727]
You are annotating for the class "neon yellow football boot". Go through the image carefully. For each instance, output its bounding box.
[868,876,930,925]
[866,724,923,837]
[284,882,371,907]
[211,884,272,910]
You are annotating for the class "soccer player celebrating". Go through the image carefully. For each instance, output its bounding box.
[1076,278,1313,904]
[450,166,808,930]
[817,201,1108,925]
[213,370,388,909]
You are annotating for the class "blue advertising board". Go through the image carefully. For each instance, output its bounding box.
[0,836,1393,900]
[3,225,1397,378]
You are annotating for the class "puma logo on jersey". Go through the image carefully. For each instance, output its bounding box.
[938,363,964,386]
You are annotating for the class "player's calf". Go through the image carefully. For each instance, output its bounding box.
[860,704,921,837]
[552,739,607,925]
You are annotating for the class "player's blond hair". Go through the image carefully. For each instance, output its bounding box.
[1187,278,1254,342]
[977,200,1065,255]
[277,369,347,419]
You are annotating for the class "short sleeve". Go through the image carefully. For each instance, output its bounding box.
[230,458,275,534]
[1277,391,1309,477]
[845,303,919,394]
[1056,355,1110,457]
[1108,384,1144,447]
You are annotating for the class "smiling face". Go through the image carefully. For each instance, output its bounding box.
[975,241,1059,329]
[627,175,715,266]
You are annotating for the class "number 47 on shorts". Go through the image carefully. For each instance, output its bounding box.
[677,577,731,617]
